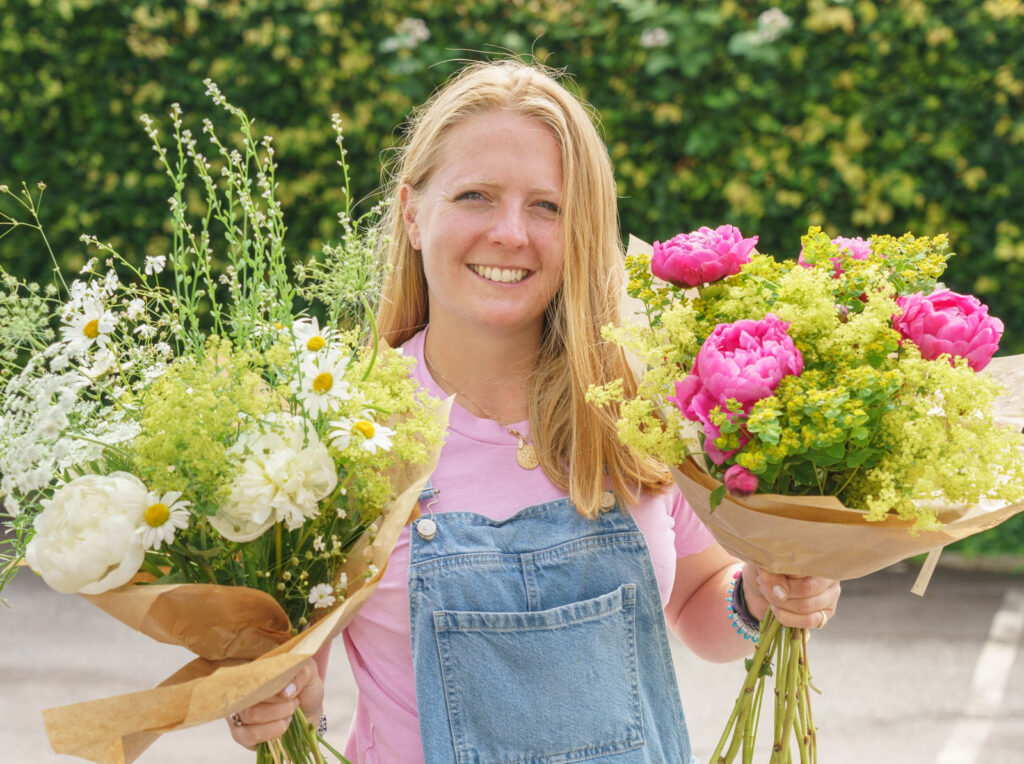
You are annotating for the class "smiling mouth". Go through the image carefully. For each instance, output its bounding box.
[468,264,531,284]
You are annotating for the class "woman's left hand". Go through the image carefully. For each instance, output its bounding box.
[742,563,841,630]
[226,658,325,750]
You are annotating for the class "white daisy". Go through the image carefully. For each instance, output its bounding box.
[290,316,337,356]
[293,348,351,418]
[60,297,116,357]
[308,582,336,610]
[329,415,395,454]
[137,491,191,550]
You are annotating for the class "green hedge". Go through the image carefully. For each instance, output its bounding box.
[2,0,1023,553]
[3,0,1023,354]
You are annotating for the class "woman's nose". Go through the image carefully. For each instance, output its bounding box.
[489,203,530,248]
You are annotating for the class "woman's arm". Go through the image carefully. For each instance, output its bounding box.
[664,542,841,663]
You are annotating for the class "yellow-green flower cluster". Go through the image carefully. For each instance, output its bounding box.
[129,335,271,509]
[329,344,447,525]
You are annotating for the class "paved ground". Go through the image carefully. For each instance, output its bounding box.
[3,561,1024,763]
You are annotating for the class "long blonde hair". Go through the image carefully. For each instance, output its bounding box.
[375,60,671,516]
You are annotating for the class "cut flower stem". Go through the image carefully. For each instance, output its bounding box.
[711,612,817,764]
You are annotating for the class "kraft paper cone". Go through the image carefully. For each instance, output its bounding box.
[40,397,452,763]
[672,455,1024,582]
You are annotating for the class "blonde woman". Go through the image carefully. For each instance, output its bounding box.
[230,59,841,762]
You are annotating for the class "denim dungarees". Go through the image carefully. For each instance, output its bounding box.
[408,490,696,764]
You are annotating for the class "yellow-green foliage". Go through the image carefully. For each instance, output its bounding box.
[129,335,271,508]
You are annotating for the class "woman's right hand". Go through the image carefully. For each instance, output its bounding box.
[226,658,325,750]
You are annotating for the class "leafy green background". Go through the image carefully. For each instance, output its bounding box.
[3,0,1023,554]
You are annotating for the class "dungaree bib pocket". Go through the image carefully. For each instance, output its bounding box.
[434,584,644,763]
[409,499,694,764]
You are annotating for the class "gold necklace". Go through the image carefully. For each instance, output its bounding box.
[423,343,540,470]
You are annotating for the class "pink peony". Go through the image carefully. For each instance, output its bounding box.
[652,225,758,288]
[667,314,803,464]
[798,235,872,278]
[893,289,1003,371]
[724,464,759,497]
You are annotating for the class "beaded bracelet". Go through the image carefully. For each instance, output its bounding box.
[316,713,328,737]
[727,568,761,643]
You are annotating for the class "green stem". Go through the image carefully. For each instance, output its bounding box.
[711,614,782,763]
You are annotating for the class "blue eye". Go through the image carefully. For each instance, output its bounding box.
[456,191,484,201]
[538,201,560,214]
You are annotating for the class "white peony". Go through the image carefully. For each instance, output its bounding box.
[25,472,150,594]
[210,415,338,542]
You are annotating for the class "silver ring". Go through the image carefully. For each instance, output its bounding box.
[229,712,244,728]
[816,609,829,629]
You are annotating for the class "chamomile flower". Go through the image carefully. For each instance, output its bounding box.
[60,297,115,357]
[137,491,191,550]
[290,316,336,356]
[293,348,351,417]
[329,415,396,454]
[308,582,336,610]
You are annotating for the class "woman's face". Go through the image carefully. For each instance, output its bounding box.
[401,110,565,341]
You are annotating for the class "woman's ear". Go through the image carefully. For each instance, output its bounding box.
[399,184,421,250]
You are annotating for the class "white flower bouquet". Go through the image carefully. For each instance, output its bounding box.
[0,82,447,764]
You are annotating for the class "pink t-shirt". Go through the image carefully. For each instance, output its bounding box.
[341,329,714,763]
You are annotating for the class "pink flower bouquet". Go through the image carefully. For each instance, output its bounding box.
[591,225,1024,763]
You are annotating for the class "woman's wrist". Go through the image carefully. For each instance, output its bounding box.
[726,566,761,642]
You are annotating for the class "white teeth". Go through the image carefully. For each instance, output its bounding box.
[470,265,529,284]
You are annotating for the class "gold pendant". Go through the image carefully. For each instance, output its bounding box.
[516,441,540,470]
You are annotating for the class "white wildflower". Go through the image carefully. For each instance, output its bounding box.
[60,297,116,357]
[308,583,336,610]
[329,415,395,454]
[293,348,351,418]
[126,298,146,320]
[137,491,191,550]
[144,255,167,275]
[290,316,336,356]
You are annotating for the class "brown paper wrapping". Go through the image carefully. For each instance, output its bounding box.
[671,356,1024,582]
[40,397,452,764]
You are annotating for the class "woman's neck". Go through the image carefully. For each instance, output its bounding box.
[423,320,539,425]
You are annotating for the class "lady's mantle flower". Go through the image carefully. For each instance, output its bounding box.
[308,583,336,610]
[293,348,351,417]
[211,416,338,542]
[329,416,396,454]
[652,225,758,288]
[798,235,872,277]
[893,289,1003,371]
[668,314,803,464]
[60,297,116,357]
[25,472,150,594]
[137,491,191,550]
[290,316,337,356]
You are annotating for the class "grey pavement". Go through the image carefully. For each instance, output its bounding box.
[3,563,1024,763]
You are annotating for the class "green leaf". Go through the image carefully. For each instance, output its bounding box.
[709,484,727,511]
